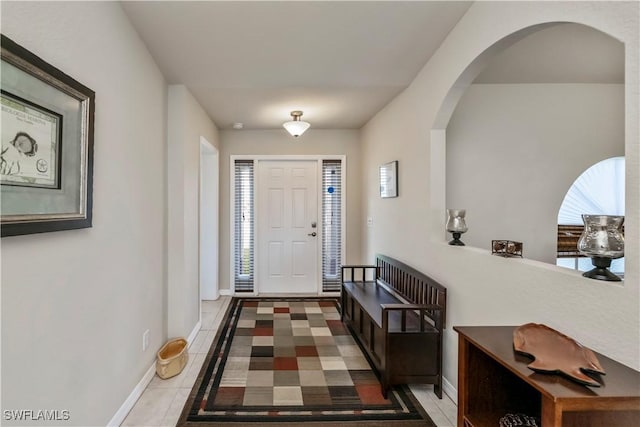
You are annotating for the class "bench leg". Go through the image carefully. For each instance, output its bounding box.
[381,382,389,399]
[381,367,392,399]
[434,377,443,399]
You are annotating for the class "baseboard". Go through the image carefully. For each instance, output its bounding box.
[219,289,232,296]
[106,362,156,427]
[187,321,202,347]
[442,376,457,404]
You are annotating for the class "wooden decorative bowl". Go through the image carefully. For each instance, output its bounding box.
[513,323,605,386]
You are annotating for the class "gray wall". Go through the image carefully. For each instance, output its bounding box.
[219,129,363,291]
[167,85,220,339]
[446,83,624,263]
[1,2,167,425]
[360,2,639,397]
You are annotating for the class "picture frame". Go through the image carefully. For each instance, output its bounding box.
[379,160,398,198]
[1,34,95,237]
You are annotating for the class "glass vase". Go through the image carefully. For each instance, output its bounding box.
[446,209,468,246]
[577,214,624,281]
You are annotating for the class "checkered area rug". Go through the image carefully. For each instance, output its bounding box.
[178,297,435,426]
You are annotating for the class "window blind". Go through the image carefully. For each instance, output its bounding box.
[234,160,254,292]
[322,160,342,292]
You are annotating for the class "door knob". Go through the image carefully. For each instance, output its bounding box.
[308,232,317,237]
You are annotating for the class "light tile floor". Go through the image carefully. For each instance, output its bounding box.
[121,296,457,426]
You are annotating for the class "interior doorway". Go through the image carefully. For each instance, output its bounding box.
[200,137,219,301]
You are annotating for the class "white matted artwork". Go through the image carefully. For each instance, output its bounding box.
[379,160,398,198]
[1,34,95,237]
[1,91,62,189]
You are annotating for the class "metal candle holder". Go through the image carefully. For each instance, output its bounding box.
[446,209,468,246]
[492,240,523,258]
[578,214,624,282]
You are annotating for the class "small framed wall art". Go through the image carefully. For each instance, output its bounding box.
[1,34,95,237]
[379,160,398,198]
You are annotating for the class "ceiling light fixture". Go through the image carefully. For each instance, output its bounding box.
[283,110,310,137]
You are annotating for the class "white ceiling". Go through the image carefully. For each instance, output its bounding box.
[121,1,472,130]
[121,3,624,131]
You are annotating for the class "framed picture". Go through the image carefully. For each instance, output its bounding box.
[379,160,398,198]
[1,34,95,237]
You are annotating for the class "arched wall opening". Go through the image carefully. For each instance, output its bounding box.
[440,23,624,266]
[429,22,629,273]
[409,7,638,400]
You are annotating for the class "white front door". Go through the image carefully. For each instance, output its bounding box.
[258,160,318,293]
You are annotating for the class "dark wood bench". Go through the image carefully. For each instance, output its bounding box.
[341,254,447,399]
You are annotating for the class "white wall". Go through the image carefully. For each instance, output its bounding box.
[361,1,639,399]
[0,2,167,425]
[200,141,219,301]
[446,83,625,264]
[220,129,362,291]
[167,85,220,338]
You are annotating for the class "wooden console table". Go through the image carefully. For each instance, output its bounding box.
[455,326,640,427]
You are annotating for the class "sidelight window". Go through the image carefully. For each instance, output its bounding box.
[322,160,342,292]
[234,160,254,292]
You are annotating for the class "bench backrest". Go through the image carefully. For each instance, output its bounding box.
[376,254,447,329]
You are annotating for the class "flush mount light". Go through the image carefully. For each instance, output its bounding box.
[282,110,310,137]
